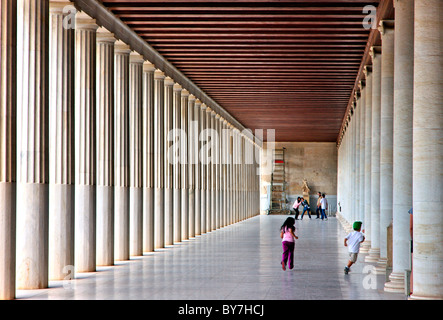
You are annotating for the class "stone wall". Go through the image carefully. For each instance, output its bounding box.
[260,142,338,214]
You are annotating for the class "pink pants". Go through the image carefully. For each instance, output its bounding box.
[282,241,295,269]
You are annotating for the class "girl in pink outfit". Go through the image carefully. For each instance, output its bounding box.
[280,217,298,270]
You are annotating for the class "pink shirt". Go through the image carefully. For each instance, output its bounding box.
[282,227,295,243]
[293,200,301,209]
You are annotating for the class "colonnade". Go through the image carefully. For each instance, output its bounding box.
[0,0,260,300]
[337,0,442,299]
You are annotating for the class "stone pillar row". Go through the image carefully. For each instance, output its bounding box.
[337,0,442,299]
[0,0,261,299]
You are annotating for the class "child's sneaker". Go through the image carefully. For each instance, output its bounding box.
[344,266,350,274]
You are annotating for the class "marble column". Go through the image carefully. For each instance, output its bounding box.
[48,0,75,280]
[74,11,98,273]
[199,103,207,234]
[215,114,221,229]
[206,107,213,232]
[222,119,228,228]
[172,82,182,243]
[187,94,196,238]
[96,27,115,266]
[114,40,131,260]
[194,99,202,236]
[164,76,174,246]
[361,65,373,254]
[142,61,155,252]
[385,0,414,293]
[410,0,443,300]
[16,0,49,288]
[154,70,165,249]
[181,89,189,240]
[376,20,395,274]
[366,46,382,264]
[129,52,144,256]
[0,0,16,299]
[359,80,366,225]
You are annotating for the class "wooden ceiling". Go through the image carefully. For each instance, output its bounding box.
[101,0,381,142]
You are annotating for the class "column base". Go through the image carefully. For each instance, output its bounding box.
[16,183,49,289]
[365,248,380,263]
[384,271,406,293]
[374,257,388,274]
[360,241,371,254]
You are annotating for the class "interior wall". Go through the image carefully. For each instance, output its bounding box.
[260,142,338,214]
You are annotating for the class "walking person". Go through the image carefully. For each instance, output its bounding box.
[280,217,298,271]
[292,197,302,220]
[320,193,328,220]
[316,192,322,219]
[344,221,365,274]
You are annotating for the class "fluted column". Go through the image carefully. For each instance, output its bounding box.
[199,102,207,234]
[164,76,174,246]
[114,40,131,260]
[211,109,218,230]
[215,114,221,229]
[154,70,165,249]
[0,0,16,299]
[74,11,98,273]
[172,82,182,243]
[48,0,75,281]
[222,119,228,227]
[181,89,189,240]
[205,106,213,232]
[410,0,443,300]
[187,94,196,238]
[194,99,202,236]
[366,46,382,264]
[359,80,366,225]
[16,0,49,289]
[129,52,144,256]
[142,61,155,252]
[385,0,414,293]
[96,27,115,266]
[376,20,395,274]
[361,66,373,254]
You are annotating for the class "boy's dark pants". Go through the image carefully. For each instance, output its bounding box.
[282,241,295,269]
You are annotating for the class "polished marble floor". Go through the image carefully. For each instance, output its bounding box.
[16,215,406,300]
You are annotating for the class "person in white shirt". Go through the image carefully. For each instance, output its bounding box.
[320,193,328,220]
[344,221,365,274]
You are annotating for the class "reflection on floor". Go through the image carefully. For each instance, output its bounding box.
[16,215,406,300]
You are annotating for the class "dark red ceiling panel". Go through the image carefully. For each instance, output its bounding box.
[101,0,381,142]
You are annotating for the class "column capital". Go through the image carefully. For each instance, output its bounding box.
[188,94,196,101]
[173,83,182,92]
[378,20,395,35]
[154,69,165,80]
[96,27,116,44]
[363,65,372,77]
[114,40,131,55]
[130,51,145,64]
[181,89,190,97]
[75,11,98,31]
[143,61,155,72]
[195,99,202,107]
[369,46,382,60]
[164,76,175,86]
[49,0,75,13]
[200,103,207,110]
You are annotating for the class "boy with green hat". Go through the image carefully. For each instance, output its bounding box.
[344,221,365,274]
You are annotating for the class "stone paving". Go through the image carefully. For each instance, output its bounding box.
[16,215,406,300]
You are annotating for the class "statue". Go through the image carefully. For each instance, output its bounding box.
[301,178,310,193]
[301,179,310,204]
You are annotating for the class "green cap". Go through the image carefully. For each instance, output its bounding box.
[353,221,362,230]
